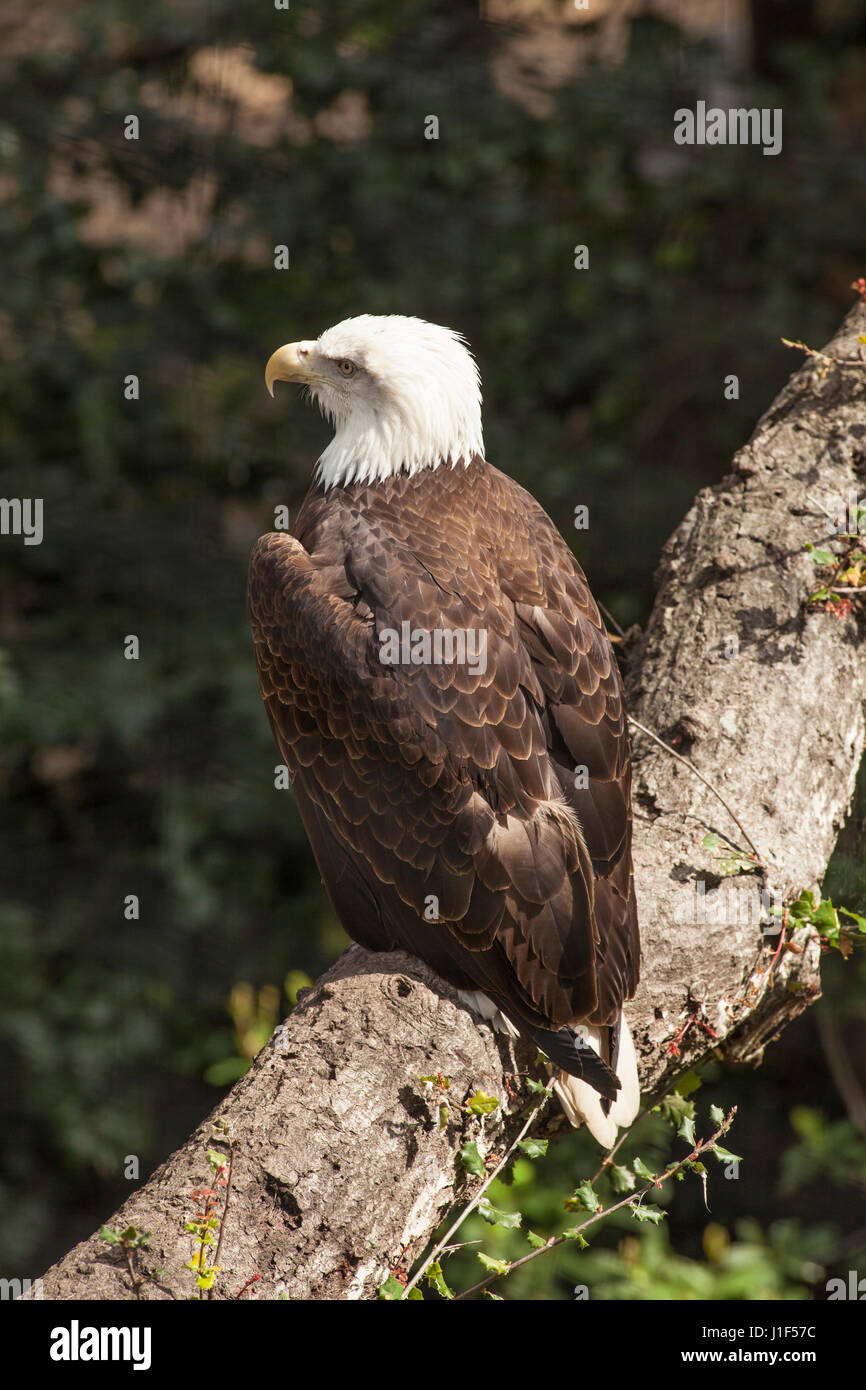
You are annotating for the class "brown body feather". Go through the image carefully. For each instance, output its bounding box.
[248,455,639,1065]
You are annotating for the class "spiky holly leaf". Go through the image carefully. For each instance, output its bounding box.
[656,1091,695,1132]
[466,1089,499,1116]
[478,1197,521,1229]
[609,1164,636,1194]
[377,1276,405,1300]
[630,1202,667,1224]
[562,1228,589,1247]
[426,1261,454,1300]
[526,1078,552,1096]
[632,1157,657,1184]
[678,1114,697,1147]
[517,1138,548,1159]
[711,1144,742,1164]
[565,1180,600,1213]
[459,1140,485,1178]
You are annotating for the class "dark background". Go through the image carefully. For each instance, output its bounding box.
[1,0,865,1298]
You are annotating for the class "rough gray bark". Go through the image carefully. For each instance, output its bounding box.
[38,304,866,1301]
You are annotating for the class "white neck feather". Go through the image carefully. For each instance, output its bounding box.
[314,413,484,489]
[309,315,485,489]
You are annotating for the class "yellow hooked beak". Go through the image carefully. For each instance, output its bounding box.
[265,341,319,397]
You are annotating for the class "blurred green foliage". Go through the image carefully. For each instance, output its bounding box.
[1,0,865,1292]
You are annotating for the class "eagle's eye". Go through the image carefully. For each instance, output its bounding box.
[337,359,357,377]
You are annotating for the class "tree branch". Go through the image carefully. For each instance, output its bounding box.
[36,303,866,1300]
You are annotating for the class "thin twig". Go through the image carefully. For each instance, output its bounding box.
[816,1011,866,1141]
[124,1247,142,1300]
[401,1090,551,1299]
[805,493,841,523]
[596,599,626,640]
[781,337,866,368]
[208,1141,235,1301]
[628,715,767,868]
[454,1106,738,1300]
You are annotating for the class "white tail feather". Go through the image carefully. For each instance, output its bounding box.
[456,989,520,1038]
[457,990,640,1149]
[553,1014,640,1148]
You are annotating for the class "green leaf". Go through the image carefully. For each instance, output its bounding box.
[99,1226,119,1244]
[483,1290,504,1300]
[711,1144,742,1164]
[702,833,723,849]
[478,1197,522,1229]
[526,1230,548,1249]
[377,1276,405,1300]
[656,1092,695,1131]
[561,1228,589,1246]
[609,1164,636,1194]
[565,1180,600,1213]
[630,1202,667,1224]
[466,1089,499,1116]
[204,1056,251,1086]
[425,1261,454,1300]
[284,968,313,1007]
[459,1140,485,1178]
[808,547,835,566]
[677,1113,696,1147]
[675,1070,703,1098]
[407,1287,423,1300]
[709,1104,725,1126]
[477,1252,510,1276]
[632,1156,657,1184]
[788,889,817,920]
[517,1138,548,1159]
[812,899,840,933]
[525,1078,552,1096]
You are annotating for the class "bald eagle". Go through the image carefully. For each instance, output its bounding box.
[248,315,640,1146]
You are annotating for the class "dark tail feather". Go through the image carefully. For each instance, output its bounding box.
[599,1018,621,1117]
[532,1025,620,1104]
